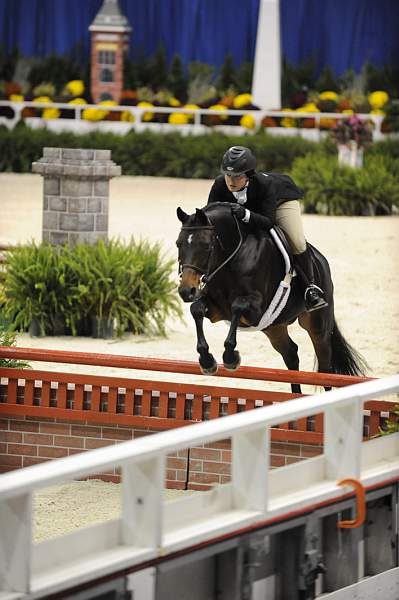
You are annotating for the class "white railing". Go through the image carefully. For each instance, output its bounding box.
[0,99,386,140]
[0,374,398,598]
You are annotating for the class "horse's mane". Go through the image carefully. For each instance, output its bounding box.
[203,201,233,212]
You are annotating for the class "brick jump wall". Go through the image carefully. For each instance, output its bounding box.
[0,415,323,490]
[0,347,386,491]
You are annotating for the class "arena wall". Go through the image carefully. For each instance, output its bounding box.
[0,414,323,489]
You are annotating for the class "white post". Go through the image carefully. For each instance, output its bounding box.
[0,493,32,593]
[231,427,270,511]
[324,400,363,480]
[121,455,165,549]
[251,0,281,109]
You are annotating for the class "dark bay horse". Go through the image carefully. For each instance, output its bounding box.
[176,202,366,392]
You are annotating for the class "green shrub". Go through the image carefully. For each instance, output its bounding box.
[3,242,71,336]
[2,239,182,338]
[0,326,30,368]
[291,152,399,215]
[0,124,316,176]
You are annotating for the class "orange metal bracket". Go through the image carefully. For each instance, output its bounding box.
[337,478,366,528]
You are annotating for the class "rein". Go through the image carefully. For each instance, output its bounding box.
[180,215,243,290]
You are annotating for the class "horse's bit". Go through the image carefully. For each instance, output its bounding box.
[179,215,243,290]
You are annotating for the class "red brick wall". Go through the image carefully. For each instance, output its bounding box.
[0,416,323,490]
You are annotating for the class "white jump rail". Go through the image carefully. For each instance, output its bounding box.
[0,99,385,140]
[0,374,398,598]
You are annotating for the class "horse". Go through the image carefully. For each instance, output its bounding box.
[176,202,367,393]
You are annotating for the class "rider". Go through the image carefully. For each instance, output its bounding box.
[207,145,328,312]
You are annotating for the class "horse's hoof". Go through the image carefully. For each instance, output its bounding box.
[199,355,218,375]
[223,351,241,371]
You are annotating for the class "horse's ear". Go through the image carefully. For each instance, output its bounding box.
[195,208,209,225]
[177,207,189,224]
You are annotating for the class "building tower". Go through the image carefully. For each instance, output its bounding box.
[89,0,132,104]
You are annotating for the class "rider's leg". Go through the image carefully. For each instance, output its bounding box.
[275,201,328,312]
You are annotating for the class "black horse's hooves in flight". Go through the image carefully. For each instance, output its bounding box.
[199,356,218,375]
[223,351,241,371]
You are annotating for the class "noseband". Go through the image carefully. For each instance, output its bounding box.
[179,215,243,290]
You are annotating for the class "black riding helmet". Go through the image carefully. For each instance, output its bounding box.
[220,146,256,176]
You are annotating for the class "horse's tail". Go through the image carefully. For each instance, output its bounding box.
[330,319,368,376]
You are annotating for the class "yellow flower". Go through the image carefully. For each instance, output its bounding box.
[297,102,320,113]
[121,110,135,122]
[233,93,252,108]
[240,114,256,129]
[98,100,117,107]
[183,103,200,121]
[66,80,85,97]
[341,109,354,115]
[281,117,295,128]
[209,104,228,120]
[370,108,385,116]
[34,96,52,104]
[168,97,181,107]
[281,108,296,127]
[137,101,154,121]
[68,97,87,105]
[9,94,24,102]
[42,108,60,120]
[319,91,339,101]
[82,108,107,121]
[368,91,389,110]
[168,113,189,125]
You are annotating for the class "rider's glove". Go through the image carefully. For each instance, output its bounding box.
[231,204,246,220]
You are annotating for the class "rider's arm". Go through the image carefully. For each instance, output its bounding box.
[207,176,227,204]
[244,178,277,231]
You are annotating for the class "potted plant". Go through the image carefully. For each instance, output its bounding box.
[331,115,373,168]
[2,243,70,336]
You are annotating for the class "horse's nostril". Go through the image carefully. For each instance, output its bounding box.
[178,286,198,302]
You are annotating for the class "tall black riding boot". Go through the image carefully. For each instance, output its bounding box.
[294,247,328,312]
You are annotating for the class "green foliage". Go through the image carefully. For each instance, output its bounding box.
[234,61,254,94]
[381,100,399,133]
[167,54,187,103]
[0,124,317,177]
[28,53,83,94]
[291,152,399,215]
[2,242,74,336]
[0,45,20,83]
[363,62,399,98]
[379,406,399,436]
[315,66,340,93]
[281,56,315,106]
[0,326,30,368]
[123,56,138,90]
[217,54,236,94]
[2,239,182,339]
[149,45,169,91]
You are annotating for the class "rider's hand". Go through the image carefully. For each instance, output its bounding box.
[231,204,246,220]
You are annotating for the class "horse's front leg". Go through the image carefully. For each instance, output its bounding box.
[190,298,218,375]
[223,296,257,371]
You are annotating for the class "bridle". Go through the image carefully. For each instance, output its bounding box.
[178,215,243,290]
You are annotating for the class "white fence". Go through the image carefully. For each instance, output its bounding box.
[0,99,386,141]
[0,374,398,598]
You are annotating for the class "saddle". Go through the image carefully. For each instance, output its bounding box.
[270,226,294,274]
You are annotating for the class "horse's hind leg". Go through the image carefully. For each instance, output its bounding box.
[299,312,333,390]
[264,324,302,394]
[190,298,218,375]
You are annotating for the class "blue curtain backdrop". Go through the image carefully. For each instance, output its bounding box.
[0,0,397,74]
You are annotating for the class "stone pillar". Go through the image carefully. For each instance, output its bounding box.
[32,148,121,245]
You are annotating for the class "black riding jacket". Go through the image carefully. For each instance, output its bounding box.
[207,172,303,231]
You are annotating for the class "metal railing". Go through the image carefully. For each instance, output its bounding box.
[0,373,398,597]
[0,99,386,140]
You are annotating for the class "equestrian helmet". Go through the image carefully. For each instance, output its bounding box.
[220,146,256,176]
